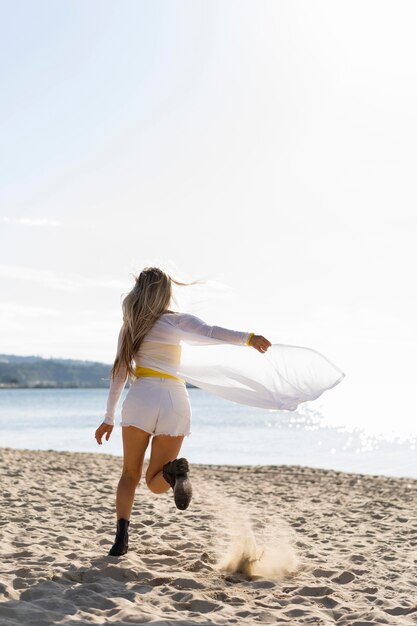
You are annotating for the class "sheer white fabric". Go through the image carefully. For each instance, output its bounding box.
[103,312,346,426]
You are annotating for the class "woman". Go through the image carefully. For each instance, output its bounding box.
[95,266,345,557]
[94,267,272,557]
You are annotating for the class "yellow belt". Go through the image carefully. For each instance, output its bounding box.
[135,366,182,382]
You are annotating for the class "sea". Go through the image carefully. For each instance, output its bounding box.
[0,387,416,479]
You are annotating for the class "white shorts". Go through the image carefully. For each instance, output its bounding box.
[120,376,192,437]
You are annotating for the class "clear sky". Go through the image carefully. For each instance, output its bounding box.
[1,1,416,436]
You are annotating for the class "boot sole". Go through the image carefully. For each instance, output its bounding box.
[173,475,192,510]
[108,545,128,556]
[108,549,127,556]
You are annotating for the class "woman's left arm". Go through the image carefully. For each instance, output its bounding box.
[95,327,128,444]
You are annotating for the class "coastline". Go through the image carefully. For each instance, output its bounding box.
[0,383,198,389]
[1,447,416,625]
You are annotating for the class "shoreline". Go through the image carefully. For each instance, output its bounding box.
[1,445,416,482]
[1,447,416,625]
[0,383,198,389]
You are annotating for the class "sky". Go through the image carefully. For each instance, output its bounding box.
[1,1,416,436]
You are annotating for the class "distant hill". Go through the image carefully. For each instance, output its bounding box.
[0,354,113,388]
[0,354,196,389]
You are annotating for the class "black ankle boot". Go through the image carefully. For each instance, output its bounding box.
[162,458,192,511]
[108,518,130,556]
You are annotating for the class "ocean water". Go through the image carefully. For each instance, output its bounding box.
[0,388,415,479]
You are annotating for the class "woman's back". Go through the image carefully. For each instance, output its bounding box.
[135,311,251,372]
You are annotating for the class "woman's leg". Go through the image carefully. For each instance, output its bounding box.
[116,426,151,520]
[145,435,185,494]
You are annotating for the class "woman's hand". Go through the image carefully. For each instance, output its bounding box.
[249,334,272,353]
[95,422,113,445]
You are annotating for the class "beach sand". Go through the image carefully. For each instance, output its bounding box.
[0,447,416,625]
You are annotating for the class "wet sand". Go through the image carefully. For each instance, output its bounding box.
[1,447,416,625]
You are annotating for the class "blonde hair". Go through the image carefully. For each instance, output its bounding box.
[111,267,200,381]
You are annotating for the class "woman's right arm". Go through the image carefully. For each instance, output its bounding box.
[173,313,271,352]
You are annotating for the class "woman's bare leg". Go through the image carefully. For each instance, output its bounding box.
[145,435,185,494]
[116,426,151,520]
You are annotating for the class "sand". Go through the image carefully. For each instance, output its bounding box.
[0,447,416,626]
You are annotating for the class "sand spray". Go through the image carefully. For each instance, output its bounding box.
[206,492,300,580]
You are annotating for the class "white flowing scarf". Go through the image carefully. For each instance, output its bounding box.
[136,314,346,411]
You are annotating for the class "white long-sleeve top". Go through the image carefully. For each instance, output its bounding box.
[103,312,252,425]
[103,311,346,426]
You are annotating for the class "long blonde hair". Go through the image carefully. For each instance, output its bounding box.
[111,267,200,381]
